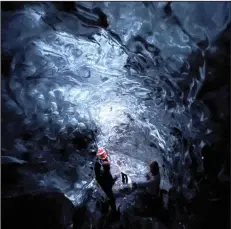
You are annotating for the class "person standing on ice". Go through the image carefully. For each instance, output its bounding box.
[132,160,161,216]
[133,160,161,197]
[94,148,119,214]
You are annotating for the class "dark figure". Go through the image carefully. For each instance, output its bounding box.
[132,161,161,216]
[121,172,128,184]
[133,161,160,196]
[94,158,118,214]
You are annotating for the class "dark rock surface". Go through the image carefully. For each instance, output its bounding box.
[2,191,75,229]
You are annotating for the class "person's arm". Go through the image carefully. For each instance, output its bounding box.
[133,174,160,188]
[145,173,151,180]
[132,172,151,186]
[94,161,101,183]
[132,177,152,188]
[137,179,152,187]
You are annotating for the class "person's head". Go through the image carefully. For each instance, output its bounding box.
[97,148,108,160]
[149,161,159,176]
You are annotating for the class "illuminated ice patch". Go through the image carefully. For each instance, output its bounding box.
[97,102,127,126]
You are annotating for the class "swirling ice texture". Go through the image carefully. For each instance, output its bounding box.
[1,2,230,202]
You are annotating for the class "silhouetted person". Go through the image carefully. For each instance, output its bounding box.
[94,149,118,214]
[132,161,161,216]
[133,161,160,196]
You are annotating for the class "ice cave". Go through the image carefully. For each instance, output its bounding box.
[1,2,230,229]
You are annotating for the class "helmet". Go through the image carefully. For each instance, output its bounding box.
[97,148,108,160]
